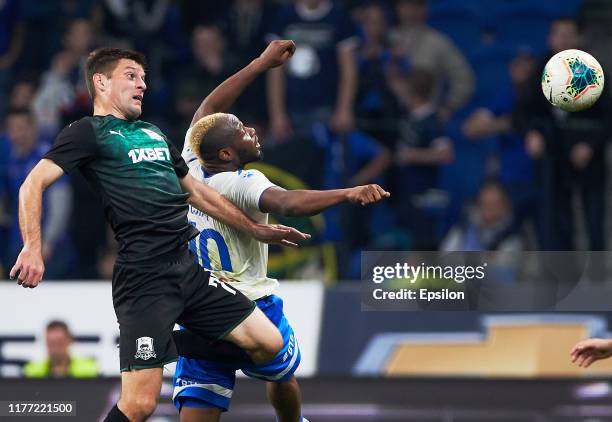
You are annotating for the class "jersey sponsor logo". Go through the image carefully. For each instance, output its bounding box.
[109,130,126,138]
[128,147,171,163]
[141,128,164,141]
[135,336,156,360]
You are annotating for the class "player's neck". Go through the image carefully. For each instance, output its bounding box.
[202,161,239,176]
[93,101,128,120]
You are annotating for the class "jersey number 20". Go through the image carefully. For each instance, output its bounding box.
[188,225,233,272]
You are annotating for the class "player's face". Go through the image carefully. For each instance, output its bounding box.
[232,121,262,166]
[108,59,147,120]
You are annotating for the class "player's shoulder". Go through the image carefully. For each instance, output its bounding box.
[237,168,269,181]
[209,169,270,189]
[58,117,96,138]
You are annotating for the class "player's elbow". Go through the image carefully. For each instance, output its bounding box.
[19,174,44,201]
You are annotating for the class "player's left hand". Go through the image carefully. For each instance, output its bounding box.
[570,338,612,368]
[10,246,45,288]
[252,223,311,248]
[347,184,390,206]
[259,40,296,69]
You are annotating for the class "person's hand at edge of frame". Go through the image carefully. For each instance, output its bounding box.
[570,338,612,368]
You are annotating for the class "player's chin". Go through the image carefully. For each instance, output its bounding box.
[243,152,262,165]
[125,105,142,120]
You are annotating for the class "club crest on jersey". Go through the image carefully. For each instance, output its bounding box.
[128,147,170,163]
[135,337,156,360]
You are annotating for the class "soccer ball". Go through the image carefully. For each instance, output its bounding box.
[541,49,604,112]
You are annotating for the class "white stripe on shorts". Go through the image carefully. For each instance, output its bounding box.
[172,382,233,400]
[243,337,300,381]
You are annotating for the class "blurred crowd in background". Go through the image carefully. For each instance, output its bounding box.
[0,0,610,281]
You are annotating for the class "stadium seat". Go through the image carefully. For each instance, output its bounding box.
[428,4,483,53]
[494,6,552,54]
[468,44,518,104]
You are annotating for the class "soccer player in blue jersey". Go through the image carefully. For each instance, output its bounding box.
[173,40,389,422]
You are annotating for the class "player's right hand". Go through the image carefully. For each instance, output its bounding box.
[570,338,612,368]
[347,184,390,206]
[10,246,45,288]
[252,223,311,248]
[259,40,296,69]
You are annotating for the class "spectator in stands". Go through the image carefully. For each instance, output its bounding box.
[308,122,391,278]
[171,25,241,148]
[266,0,359,143]
[217,0,275,126]
[515,17,609,252]
[220,0,270,62]
[392,68,453,249]
[3,109,73,279]
[389,0,474,120]
[441,182,521,253]
[32,18,95,137]
[23,320,98,378]
[441,182,522,284]
[8,76,38,110]
[0,0,25,120]
[94,0,180,54]
[463,51,538,230]
[354,2,403,148]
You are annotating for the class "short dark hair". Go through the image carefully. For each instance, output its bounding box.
[85,47,146,100]
[46,320,71,335]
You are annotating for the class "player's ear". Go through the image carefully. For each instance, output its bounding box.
[93,73,108,95]
[218,148,232,162]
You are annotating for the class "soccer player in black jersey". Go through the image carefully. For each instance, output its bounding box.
[10,47,309,422]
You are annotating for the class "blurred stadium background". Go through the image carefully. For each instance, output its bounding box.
[1,0,612,420]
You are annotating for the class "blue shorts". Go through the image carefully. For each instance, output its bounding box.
[172,294,301,412]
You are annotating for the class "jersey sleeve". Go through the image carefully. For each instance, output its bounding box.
[43,119,97,173]
[232,169,277,212]
[166,139,190,178]
[182,127,200,171]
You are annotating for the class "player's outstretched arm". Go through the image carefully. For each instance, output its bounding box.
[179,173,309,247]
[570,338,612,368]
[10,159,65,288]
[190,40,296,126]
[260,184,391,217]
